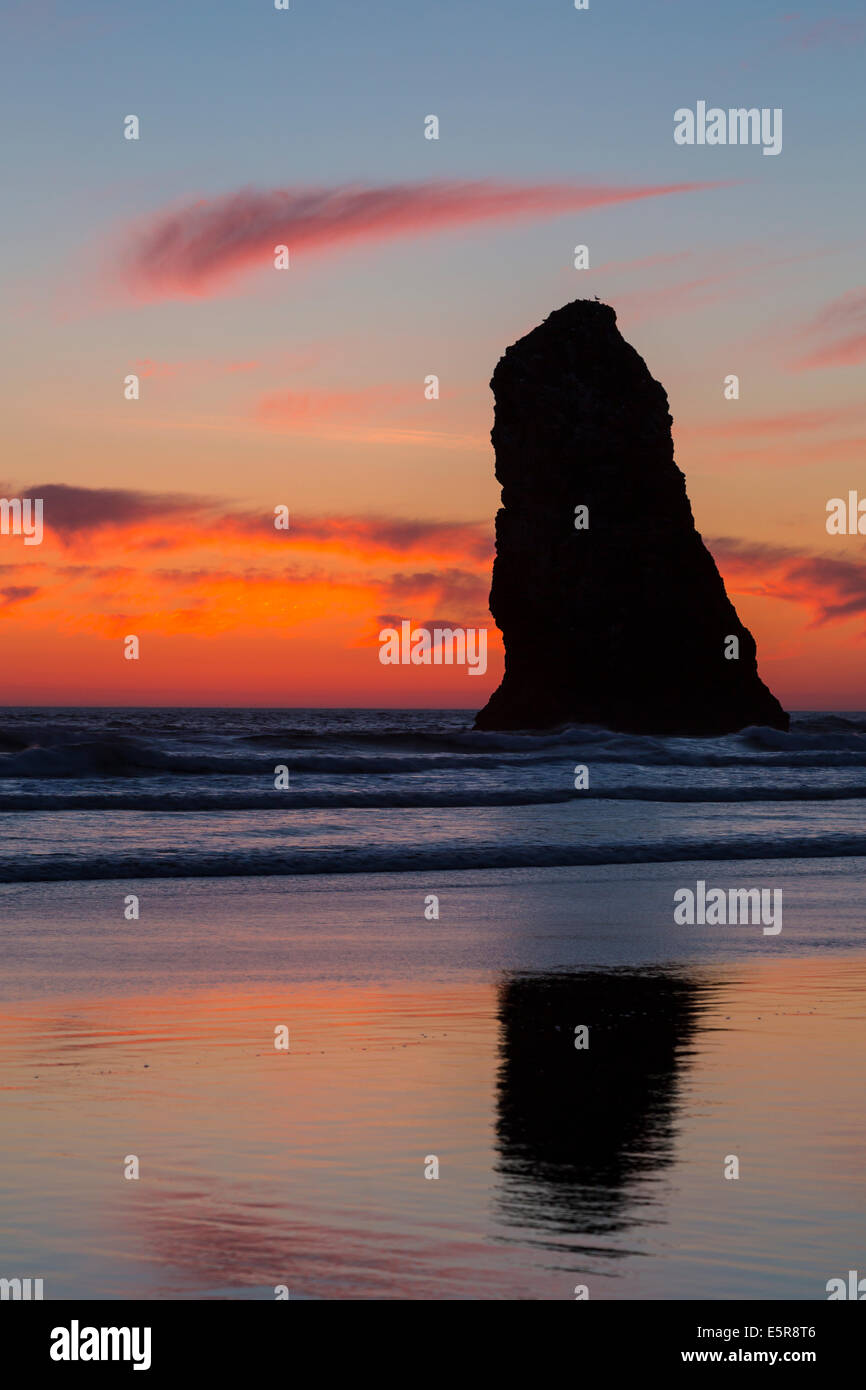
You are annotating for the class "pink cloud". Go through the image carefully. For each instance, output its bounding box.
[738,14,866,70]
[133,347,324,380]
[589,250,695,277]
[795,336,866,370]
[676,404,866,439]
[614,272,735,321]
[613,245,844,324]
[780,16,866,50]
[790,288,866,370]
[256,384,417,426]
[112,178,727,302]
[135,358,261,380]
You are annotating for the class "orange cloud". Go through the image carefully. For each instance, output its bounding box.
[9,486,866,706]
[12,483,492,564]
[3,483,865,705]
[708,536,866,629]
[0,584,42,612]
[0,486,494,658]
[256,384,417,426]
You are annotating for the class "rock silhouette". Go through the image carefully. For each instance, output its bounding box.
[475,300,789,734]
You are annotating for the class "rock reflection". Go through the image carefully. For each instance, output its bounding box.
[494,968,710,1242]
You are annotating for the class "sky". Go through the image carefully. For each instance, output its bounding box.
[1,0,864,707]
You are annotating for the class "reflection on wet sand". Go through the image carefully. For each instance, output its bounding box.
[494,970,712,1252]
[1,958,864,1299]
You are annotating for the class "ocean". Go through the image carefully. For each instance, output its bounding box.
[1,706,866,881]
[1,707,864,1300]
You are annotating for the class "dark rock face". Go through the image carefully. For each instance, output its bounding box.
[475,300,789,735]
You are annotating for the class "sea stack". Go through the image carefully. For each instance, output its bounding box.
[475,300,789,735]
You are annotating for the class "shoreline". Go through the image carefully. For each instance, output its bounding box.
[1,835,866,884]
[2,857,864,1003]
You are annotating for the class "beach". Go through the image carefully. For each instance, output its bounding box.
[2,861,864,1300]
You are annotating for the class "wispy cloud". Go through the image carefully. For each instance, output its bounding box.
[676,403,866,439]
[778,15,866,52]
[111,178,727,302]
[16,483,492,563]
[734,12,866,72]
[256,384,417,426]
[0,584,42,611]
[789,288,866,370]
[135,358,260,380]
[13,483,865,647]
[613,245,845,324]
[133,347,324,381]
[0,480,501,651]
[709,535,866,627]
[19,484,204,537]
[252,382,483,448]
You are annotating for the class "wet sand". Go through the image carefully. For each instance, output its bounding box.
[1,862,864,1299]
